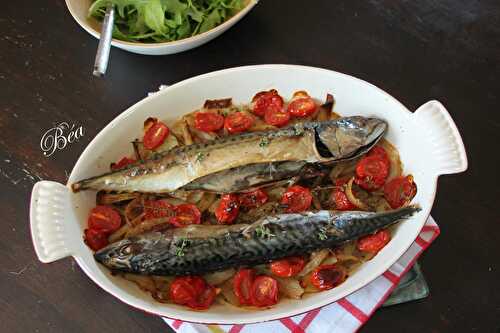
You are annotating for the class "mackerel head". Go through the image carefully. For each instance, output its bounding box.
[72,116,387,193]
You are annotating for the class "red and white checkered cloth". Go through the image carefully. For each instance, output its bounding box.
[163,216,439,333]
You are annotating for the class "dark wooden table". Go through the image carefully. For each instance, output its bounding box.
[1,0,499,332]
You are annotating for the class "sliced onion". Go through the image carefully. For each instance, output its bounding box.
[321,255,338,266]
[97,191,139,205]
[125,197,145,224]
[345,177,369,210]
[298,249,329,277]
[108,224,130,243]
[152,276,174,292]
[123,273,156,293]
[204,268,236,286]
[125,217,170,237]
[378,139,403,181]
[220,278,239,306]
[276,277,304,299]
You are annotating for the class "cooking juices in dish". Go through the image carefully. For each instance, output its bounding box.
[74,90,418,310]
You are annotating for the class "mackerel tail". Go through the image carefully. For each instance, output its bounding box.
[94,205,421,276]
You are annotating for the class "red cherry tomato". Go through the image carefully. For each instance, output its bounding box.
[357,229,391,253]
[144,200,174,220]
[143,121,169,150]
[233,269,255,305]
[239,189,268,208]
[310,265,346,290]
[251,89,284,117]
[170,204,201,227]
[281,185,313,213]
[331,189,357,211]
[170,276,215,310]
[188,284,216,310]
[84,228,109,251]
[224,112,254,134]
[354,155,390,191]
[270,256,305,277]
[170,277,197,305]
[194,112,225,132]
[264,104,290,127]
[88,205,122,233]
[368,146,389,161]
[111,156,136,170]
[384,175,417,209]
[250,275,279,307]
[287,97,317,118]
[215,194,240,224]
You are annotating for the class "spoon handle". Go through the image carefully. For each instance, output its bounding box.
[93,4,115,77]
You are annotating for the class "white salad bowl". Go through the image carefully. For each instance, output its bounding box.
[65,0,258,55]
[30,65,467,324]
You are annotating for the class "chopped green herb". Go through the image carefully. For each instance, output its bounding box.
[293,125,304,136]
[175,238,190,257]
[259,137,270,148]
[255,225,275,239]
[195,152,205,163]
[318,226,328,240]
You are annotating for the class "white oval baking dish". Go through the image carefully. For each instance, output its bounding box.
[30,65,467,324]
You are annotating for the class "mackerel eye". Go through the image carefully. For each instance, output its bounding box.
[120,245,132,255]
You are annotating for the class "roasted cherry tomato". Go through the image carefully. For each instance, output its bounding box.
[281,185,312,213]
[264,104,290,127]
[357,229,391,253]
[144,200,174,219]
[143,121,169,150]
[111,156,136,170]
[170,276,215,310]
[239,189,268,208]
[384,175,417,209]
[88,205,122,233]
[270,256,305,277]
[331,189,357,211]
[194,112,225,132]
[188,284,216,310]
[233,268,255,305]
[84,228,109,251]
[215,194,240,224]
[170,204,201,227]
[354,155,390,191]
[251,89,284,117]
[224,112,254,134]
[287,93,317,118]
[250,275,279,307]
[310,265,346,290]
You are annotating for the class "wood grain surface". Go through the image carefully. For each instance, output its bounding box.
[1,0,499,332]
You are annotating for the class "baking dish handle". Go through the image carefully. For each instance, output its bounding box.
[30,181,80,263]
[412,100,468,176]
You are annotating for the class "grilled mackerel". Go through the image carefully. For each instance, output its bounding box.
[72,116,387,193]
[94,205,420,276]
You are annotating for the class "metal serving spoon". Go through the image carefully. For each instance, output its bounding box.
[93,3,114,77]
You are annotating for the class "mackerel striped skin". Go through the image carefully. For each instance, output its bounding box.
[94,206,420,276]
[72,117,387,193]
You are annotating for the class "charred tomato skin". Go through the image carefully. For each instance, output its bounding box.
[215,194,240,224]
[310,265,346,290]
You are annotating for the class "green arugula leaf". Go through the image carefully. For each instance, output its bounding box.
[143,0,167,35]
